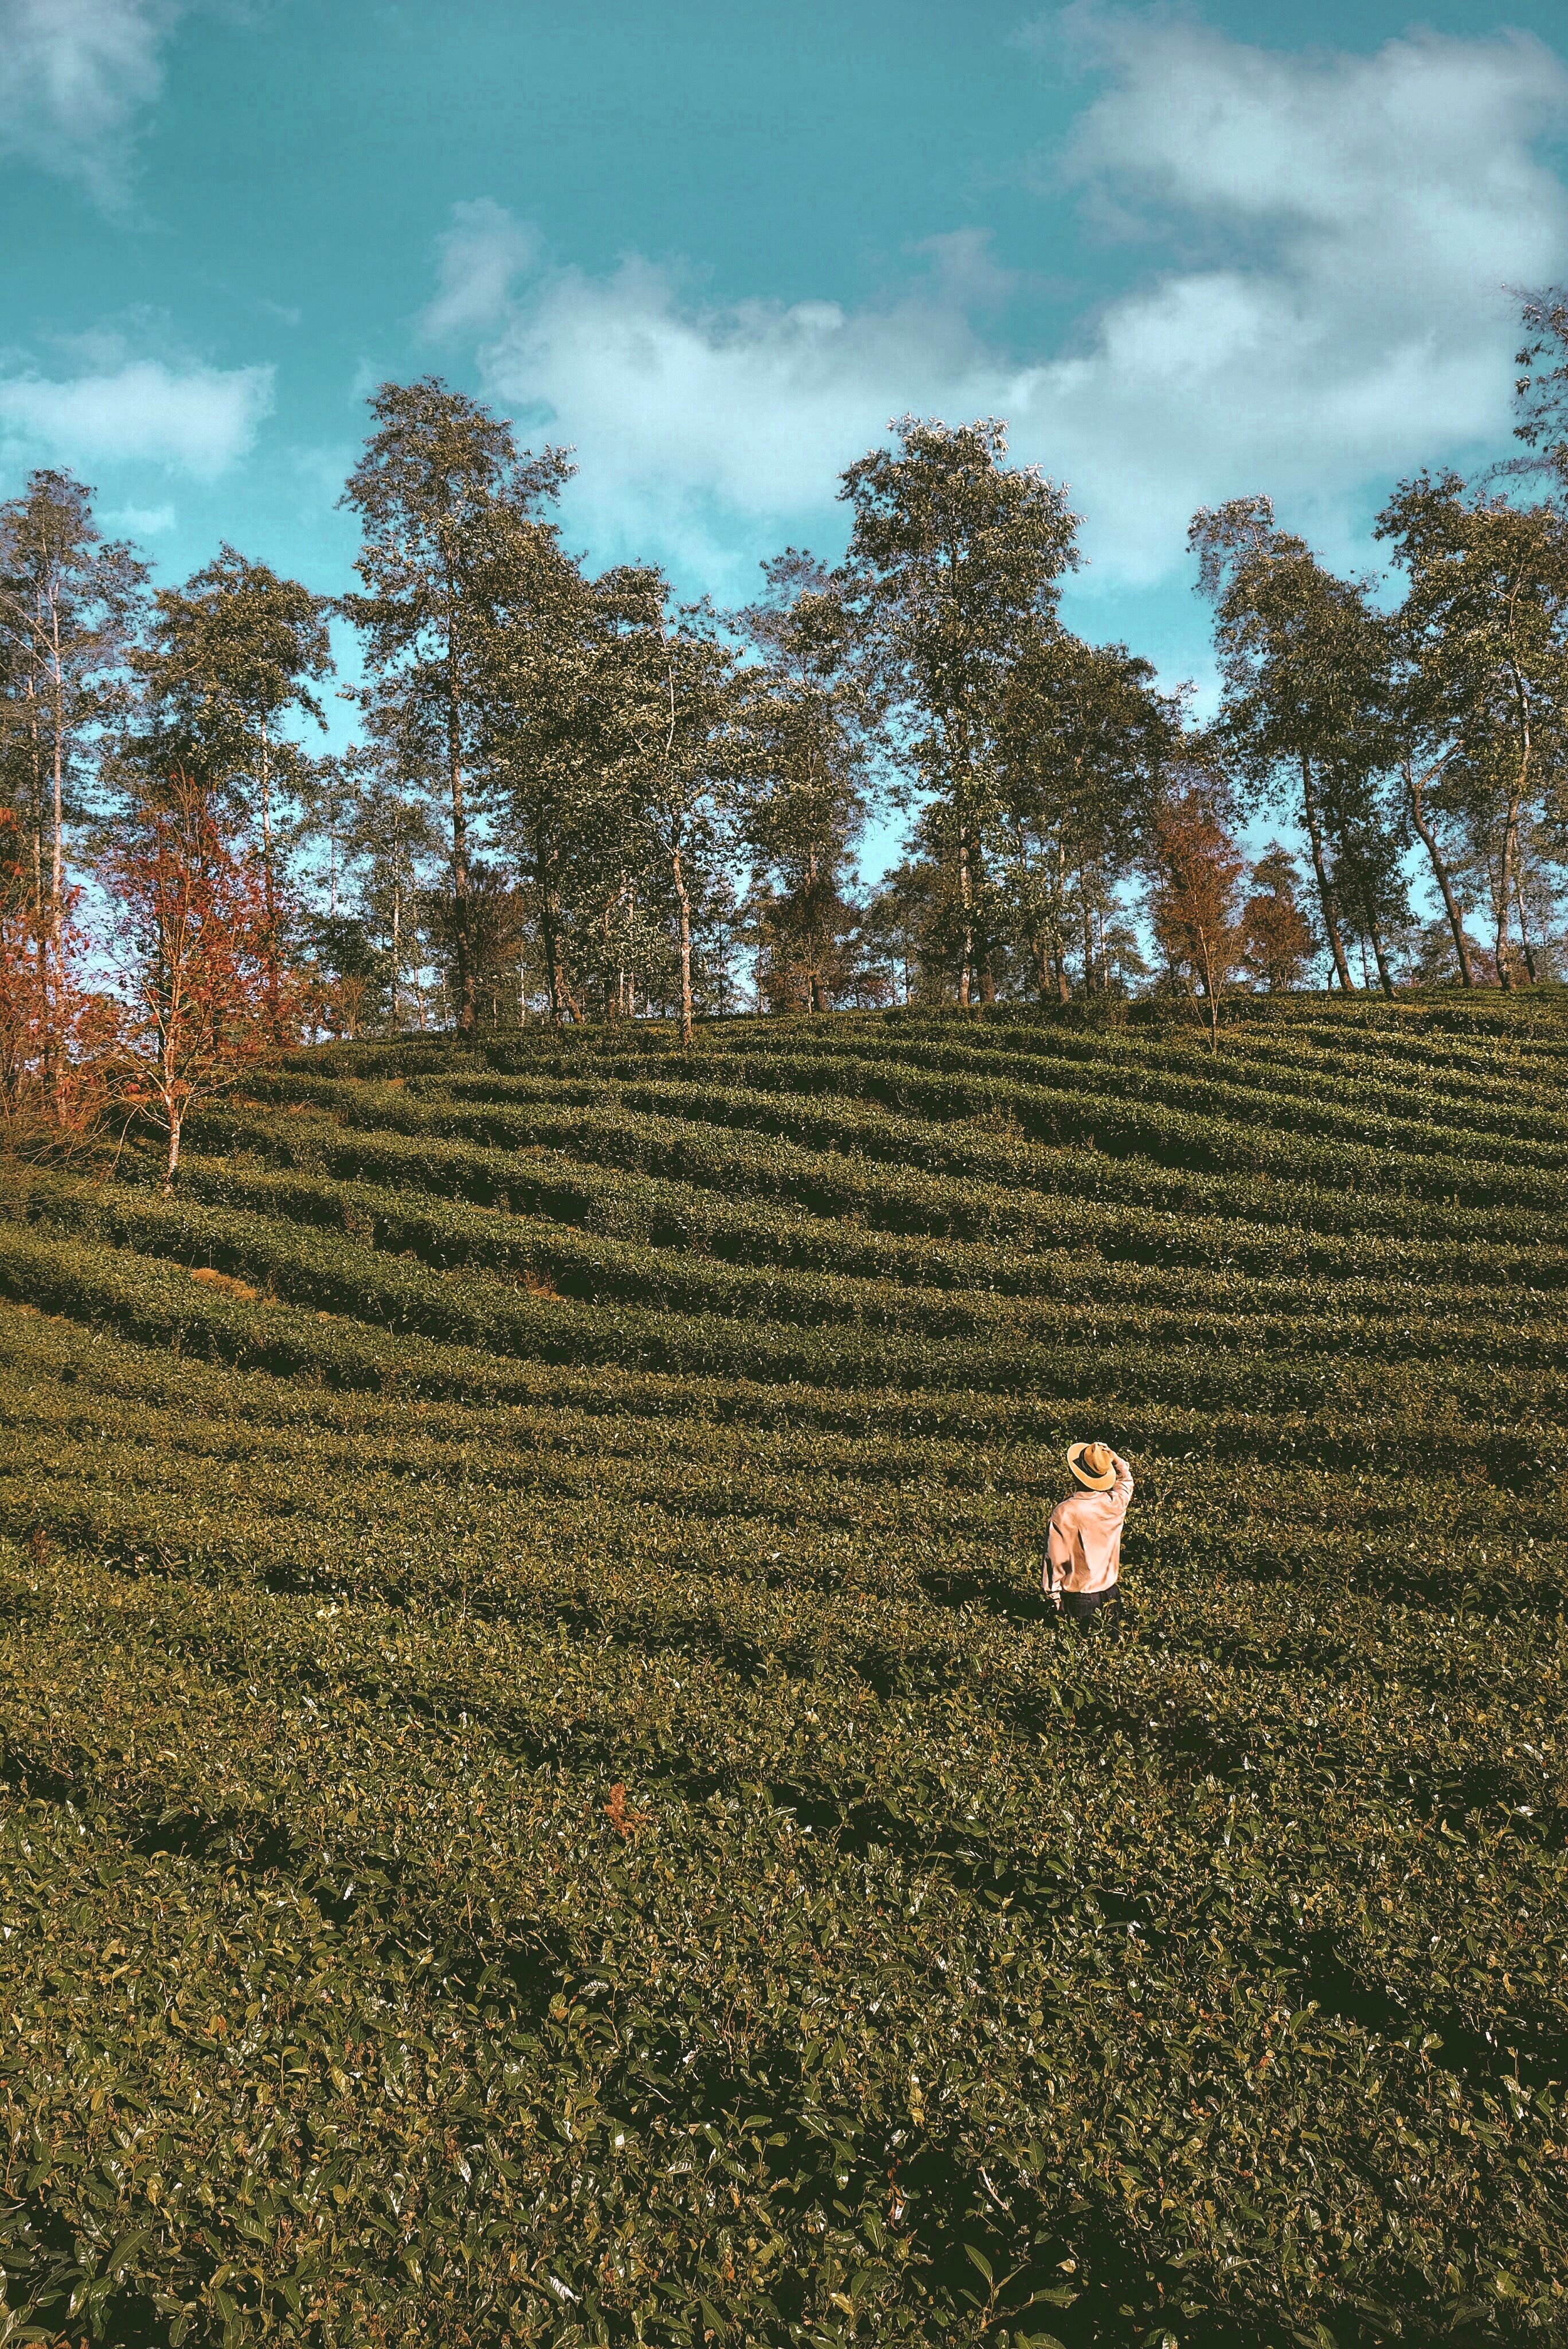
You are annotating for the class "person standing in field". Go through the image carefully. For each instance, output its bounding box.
[1045,1441,1133,1619]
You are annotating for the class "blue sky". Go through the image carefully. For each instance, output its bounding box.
[2,0,1566,779]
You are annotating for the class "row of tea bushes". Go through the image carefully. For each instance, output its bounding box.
[11,1174,1559,1425]
[190,1096,1568,1290]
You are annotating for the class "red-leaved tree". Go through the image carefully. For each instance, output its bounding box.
[1149,787,1245,1048]
[103,774,294,1189]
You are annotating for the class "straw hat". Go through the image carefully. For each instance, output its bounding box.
[1067,1440,1117,1490]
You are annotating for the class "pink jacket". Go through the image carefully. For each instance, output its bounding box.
[1046,1456,1133,1596]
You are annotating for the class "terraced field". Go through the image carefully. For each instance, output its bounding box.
[2,999,1566,2349]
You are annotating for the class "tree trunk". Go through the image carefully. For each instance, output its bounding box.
[671,844,694,1049]
[956,814,975,1009]
[163,1107,182,1195]
[258,716,286,1041]
[45,604,65,1102]
[446,602,475,1034]
[1196,932,1220,1051]
[537,830,567,1027]
[1498,670,1533,993]
[1496,796,1522,992]
[390,874,402,1032]
[1514,867,1539,984]
[1366,911,1395,998]
[1027,922,1052,1002]
[1404,758,1472,985]
[1300,758,1354,990]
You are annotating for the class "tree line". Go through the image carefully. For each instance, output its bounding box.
[4,293,1567,1166]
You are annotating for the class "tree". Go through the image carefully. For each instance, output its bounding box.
[1189,497,1391,993]
[1407,915,1496,989]
[295,755,358,920]
[1148,783,1245,1047]
[857,857,947,1006]
[339,378,572,1033]
[1375,474,1568,989]
[840,417,1080,1005]
[424,858,532,1031]
[1377,477,1531,990]
[299,908,386,1039]
[469,503,614,1027]
[995,627,1176,1000]
[601,569,737,1048]
[737,552,875,1013]
[1391,730,1476,989]
[103,774,285,1189]
[1317,762,1410,997]
[332,721,443,1033]
[1512,287,1568,491]
[136,547,332,1036]
[0,806,115,1144]
[1241,844,1316,991]
[0,469,144,1093]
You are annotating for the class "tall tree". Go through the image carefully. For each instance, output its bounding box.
[342,746,441,1034]
[1375,474,1568,989]
[857,855,951,1007]
[339,378,572,1033]
[1385,703,1476,989]
[737,552,874,1013]
[470,502,609,1026]
[600,571,738,1048]
[1317,762,1410,997]
[136,547,332,1037]
[1189,497,1390,992]
[840,417,1080,1005]
[0,469,144,1090]
[995,627,1176,1000]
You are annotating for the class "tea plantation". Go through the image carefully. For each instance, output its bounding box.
[1,1000,1565,2349]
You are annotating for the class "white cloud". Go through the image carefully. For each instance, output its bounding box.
[448,19,1568,591]
[0,357,274,477]
[0,0,187,207]
[421,198,542,341]
[1020,17,1568,579]
[475,242,1013,579]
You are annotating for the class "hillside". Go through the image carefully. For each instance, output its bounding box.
[2,998,1566,2348]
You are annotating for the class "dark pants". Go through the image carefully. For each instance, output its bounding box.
[1055,1584,1119,1621]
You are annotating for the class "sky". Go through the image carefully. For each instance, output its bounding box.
[2,0,1566,804]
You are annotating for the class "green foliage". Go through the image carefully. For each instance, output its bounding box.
[2,999,1565,2347]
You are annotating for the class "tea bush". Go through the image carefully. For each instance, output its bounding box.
[2,997,1565,2349]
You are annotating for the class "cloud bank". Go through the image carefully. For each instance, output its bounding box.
[434,18,1568,590]
[0,0,189,207]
